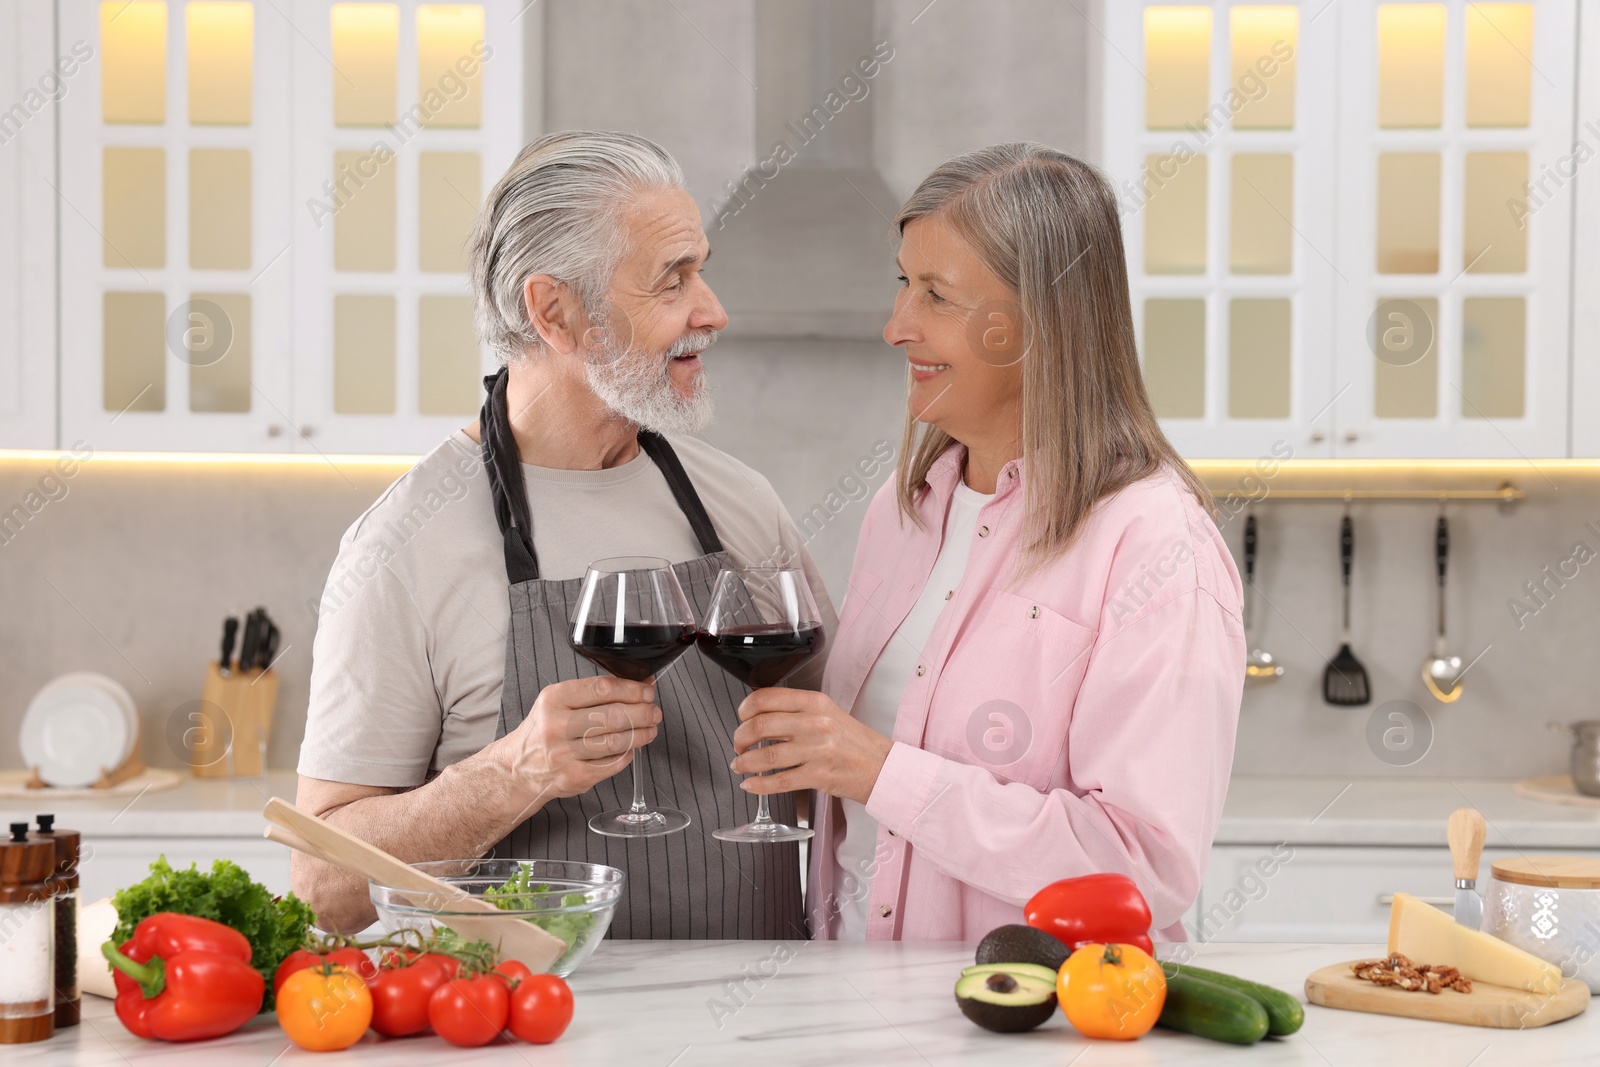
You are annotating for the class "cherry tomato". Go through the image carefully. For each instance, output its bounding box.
[368,956,452,1038]
[274,947,375,997]
[276,965,374,1052]
[1057,943,1166,1041]
[420,953,461,980]
[428,975,509,1048]
[494,960,534,986]
[508,973,574,1045]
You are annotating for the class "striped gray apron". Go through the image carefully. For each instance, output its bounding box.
[478,368,804,939]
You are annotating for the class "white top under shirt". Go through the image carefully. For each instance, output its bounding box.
[833,478,993,939]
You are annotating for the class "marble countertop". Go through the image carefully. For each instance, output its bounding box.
[1217,776,1600,848]
[12,771,1600,851]
[12,940,1596,1065]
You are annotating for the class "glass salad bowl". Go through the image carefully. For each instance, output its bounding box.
[369,859,624,978]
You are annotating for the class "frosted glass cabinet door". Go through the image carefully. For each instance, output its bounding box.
[1102,1,1340,460]
[288,0,521,454]
[1333,0,1574,459]
[0,1,58,448]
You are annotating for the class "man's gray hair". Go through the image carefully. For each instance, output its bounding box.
[468,131,685,364]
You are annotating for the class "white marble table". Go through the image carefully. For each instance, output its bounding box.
[12,940,1597,1065]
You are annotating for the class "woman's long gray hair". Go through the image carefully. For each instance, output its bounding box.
[893,142,1213,569]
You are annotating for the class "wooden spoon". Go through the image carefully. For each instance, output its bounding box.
[261,797,565,972]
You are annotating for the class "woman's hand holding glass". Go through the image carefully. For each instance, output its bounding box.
[730,688,894,806]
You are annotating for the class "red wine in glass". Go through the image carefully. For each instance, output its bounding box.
[575,622,696,682]
[699,566,825,844]
[570,556,697,839]
[695,624,825,690]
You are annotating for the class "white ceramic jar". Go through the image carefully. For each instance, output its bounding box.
[1481,857,1600,993]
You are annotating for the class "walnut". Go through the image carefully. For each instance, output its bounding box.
[1348,953,1470,995]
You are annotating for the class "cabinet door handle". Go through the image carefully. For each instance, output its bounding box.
[1377,894,1454,907]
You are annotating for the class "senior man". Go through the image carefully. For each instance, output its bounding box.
[293,132,833,937]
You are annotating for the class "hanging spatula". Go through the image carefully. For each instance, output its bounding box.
[1323,510,1371,706]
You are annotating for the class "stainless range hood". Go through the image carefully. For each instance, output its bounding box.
[709,1,900,340]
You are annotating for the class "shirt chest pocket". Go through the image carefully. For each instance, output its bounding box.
[925,591,1098,788]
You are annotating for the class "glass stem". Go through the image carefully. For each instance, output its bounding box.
[751,739,776,827]
[629,756,649,816]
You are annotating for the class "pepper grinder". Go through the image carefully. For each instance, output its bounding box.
[0,822,56,1044]
[34,815,81,1027]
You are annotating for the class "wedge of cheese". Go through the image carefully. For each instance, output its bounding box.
[1388,892,1564,995]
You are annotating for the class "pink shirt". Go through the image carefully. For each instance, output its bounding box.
[808,446,1245,942]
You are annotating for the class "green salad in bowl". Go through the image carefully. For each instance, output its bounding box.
[369,859,624,977]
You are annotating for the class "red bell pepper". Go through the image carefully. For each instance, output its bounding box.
[103,912,265,1041]
[1025,873,1155,956]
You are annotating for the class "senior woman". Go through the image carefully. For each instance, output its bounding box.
[730,143,1246,943]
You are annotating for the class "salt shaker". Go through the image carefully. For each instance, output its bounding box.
[35,815,81,1027]
[0,822,55,1044]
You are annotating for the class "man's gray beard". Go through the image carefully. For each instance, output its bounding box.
[583,319,717,435]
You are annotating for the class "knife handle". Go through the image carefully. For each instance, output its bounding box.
[1448,808,1486,880]
[220,616,238,670]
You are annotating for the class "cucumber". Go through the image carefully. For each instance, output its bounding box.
[1157,972,1270,1045]
[1163,962,1304,1035]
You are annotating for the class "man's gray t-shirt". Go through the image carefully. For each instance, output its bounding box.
[298,429,836,788]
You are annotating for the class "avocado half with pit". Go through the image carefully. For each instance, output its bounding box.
[954,963,1059,1033]
[975,924,1070,973]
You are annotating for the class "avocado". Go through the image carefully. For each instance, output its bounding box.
[954,964,1058,1033]
[975,924,1070,973]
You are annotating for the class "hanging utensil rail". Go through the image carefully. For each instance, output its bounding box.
[1239,483,1521,506]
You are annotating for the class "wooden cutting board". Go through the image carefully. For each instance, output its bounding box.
[1306,960,1590,1028]
[1515,775,1600,809]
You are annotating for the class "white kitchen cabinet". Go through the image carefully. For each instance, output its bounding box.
[1101,0,1581,460]
[52,0,524,455]
[1196,844,1600,943]
[77,835,292,905]
[0,0,59,449]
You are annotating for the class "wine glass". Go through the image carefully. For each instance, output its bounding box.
[698,566,826,843]
[570,556,697,838]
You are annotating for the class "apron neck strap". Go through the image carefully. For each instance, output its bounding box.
[480,367,541,584]
[638,429,725,558]
[479,367,727,586]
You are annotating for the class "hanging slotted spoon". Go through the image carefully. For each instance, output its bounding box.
[1422,512,1464,703]
[1323,509,1371,706]
[1243,511,1283,686]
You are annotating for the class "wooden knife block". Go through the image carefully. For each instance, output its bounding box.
[192,663,278,778]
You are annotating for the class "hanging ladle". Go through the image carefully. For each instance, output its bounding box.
[1243,511,1283,686]
[1422,510,1464,703]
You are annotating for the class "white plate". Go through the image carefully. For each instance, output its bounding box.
[33,672,138,769]
[20,676,134,787]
